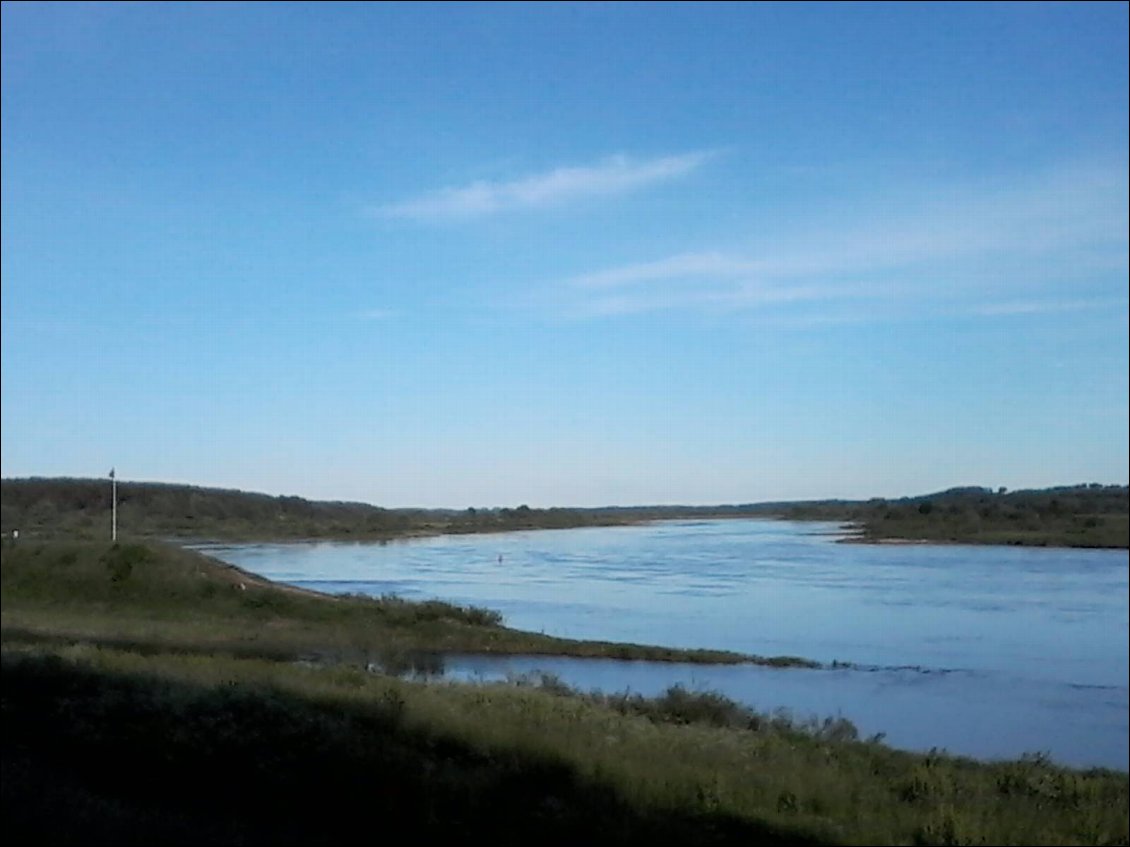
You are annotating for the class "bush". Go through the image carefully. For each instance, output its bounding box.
[100,544,154,584]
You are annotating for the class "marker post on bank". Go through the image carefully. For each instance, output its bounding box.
[110,468,117,542]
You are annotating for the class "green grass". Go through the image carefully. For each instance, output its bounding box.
[855,514,1130,549]
[2,538,1127,844]
[0,539,806,670]
[3,646,1126,846]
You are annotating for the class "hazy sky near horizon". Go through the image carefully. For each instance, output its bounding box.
[2,2,1127,508]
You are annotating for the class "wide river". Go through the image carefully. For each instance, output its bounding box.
[197,519,1129,770]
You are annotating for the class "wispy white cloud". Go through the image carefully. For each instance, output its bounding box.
[969,298,1126,317]
[568,252,758,289]
[548,158,1128,322]
[372,151,717,221]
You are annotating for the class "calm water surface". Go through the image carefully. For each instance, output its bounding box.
[197,520,1129,770]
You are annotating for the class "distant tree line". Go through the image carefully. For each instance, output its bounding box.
[780,484,1128,548]
[2,477,1125,548]
[0,478,642,541]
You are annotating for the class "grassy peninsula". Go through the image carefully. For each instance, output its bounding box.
[0,539,786,668]
[3,537,1127,845]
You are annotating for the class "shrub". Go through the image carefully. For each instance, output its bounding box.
[100,543,154,584]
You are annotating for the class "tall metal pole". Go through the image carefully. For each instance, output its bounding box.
[111,468,117,542]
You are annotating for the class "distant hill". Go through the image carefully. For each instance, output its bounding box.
[778,483,1129,548]
[0,477,643,541]
[1,477,1126,548]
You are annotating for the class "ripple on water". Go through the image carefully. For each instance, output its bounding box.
[194,521,1129,770]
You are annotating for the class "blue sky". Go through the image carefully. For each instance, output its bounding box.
[2,1,1127,508]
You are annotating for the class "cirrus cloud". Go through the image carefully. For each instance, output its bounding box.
[372,150,718,221]
[548,158,1128,322]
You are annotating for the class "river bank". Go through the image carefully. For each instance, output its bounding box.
[4,535,1127,844]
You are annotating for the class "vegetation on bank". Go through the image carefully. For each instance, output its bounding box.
[5,645,1126,847]
[2,477,1126,548]
[3,538,1128,844]
[783,484,1129,549]
[1,539,803,667]
[0,477,645,542]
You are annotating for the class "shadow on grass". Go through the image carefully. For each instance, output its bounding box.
[2,652,831,846]
[1,626,304,662]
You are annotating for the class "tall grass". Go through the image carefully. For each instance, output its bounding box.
[3,539,1128,844]
[0,540,781,666]
[3,646,1126,845]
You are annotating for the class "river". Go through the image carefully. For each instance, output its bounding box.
[195,519,1129,770]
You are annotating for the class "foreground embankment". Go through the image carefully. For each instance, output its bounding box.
[2,539,1127,845]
